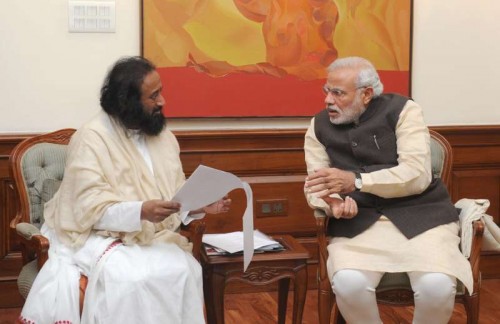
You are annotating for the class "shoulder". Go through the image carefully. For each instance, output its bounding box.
[376,93,410,106]
[69,112,115,152]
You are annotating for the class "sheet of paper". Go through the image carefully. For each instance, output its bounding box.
[203,230,279,254]
[172,165,254,270]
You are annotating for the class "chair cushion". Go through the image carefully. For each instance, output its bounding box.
[42,178,62,205]
[430,138,445,179]
[21,143,67,227]
[17,259,38,299]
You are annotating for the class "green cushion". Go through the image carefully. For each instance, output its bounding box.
[430,138,445,179]
[21,143,67,227]
[42,178,61,205]
[17,259,38,299]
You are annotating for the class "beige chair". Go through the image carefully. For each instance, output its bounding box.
[10,128,205,313]
[315,129,485,324]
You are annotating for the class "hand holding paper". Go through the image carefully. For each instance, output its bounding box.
[202,196,231,214]
[172,165,255,271]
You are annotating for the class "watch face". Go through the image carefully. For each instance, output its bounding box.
[355,177,362,189]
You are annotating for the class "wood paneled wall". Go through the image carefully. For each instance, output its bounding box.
[1,126,499,308]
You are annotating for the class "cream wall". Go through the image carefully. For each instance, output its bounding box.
[1,0,499,133]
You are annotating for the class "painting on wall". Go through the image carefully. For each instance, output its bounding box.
[142,0,413,118]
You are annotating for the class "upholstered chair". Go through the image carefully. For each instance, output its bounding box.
[10,128,205,314]
[315,129,486,324]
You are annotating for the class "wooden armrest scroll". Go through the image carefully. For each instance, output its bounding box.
[16,222,49,269]
[180,219,206,262]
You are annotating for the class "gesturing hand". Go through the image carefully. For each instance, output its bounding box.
[305,167,356,197]
[203,196,232,214]
[325,196,358,219]
[141,199,181,223]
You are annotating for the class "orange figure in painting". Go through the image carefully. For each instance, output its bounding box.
[142,0,411,117]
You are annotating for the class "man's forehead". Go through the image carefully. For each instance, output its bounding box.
[141,71,162,93]
[327,67,357,87]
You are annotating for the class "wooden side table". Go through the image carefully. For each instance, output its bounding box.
[201,234,310,324]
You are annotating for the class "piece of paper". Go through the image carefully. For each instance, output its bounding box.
[172,165,254,270]
[203,230,282,254]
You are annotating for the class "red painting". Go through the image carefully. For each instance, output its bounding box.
[142,0,413,117]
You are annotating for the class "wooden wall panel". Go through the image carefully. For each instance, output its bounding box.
[0,125,499,307]
[435,126,500,222]
[0,136,27,308]
[451,170,500,223]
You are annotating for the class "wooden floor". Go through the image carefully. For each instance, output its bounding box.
[1,279,499,323]
[223,279,500,324]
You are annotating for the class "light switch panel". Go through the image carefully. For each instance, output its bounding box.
[68,0,115,33]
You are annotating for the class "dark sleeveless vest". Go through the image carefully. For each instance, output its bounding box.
[314,94,458,239]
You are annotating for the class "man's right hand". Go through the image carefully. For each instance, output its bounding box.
[141,199,181,223]
[325,196,358,219]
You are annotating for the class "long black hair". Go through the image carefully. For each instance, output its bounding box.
[100,56,157,130]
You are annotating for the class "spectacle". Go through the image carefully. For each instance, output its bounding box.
[322,85,367,99]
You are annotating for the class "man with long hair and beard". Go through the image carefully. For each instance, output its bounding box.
[19,56,231,323]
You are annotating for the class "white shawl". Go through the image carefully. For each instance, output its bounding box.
[44,111,191,251]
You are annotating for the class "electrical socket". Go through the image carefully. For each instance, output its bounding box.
[256,199,288,217]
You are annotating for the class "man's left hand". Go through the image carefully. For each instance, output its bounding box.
[305,167,356,196]
[203,196,232,214]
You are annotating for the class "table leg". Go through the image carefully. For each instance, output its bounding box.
[277,277,290,324]
[204,269,226,324]
[292,265,308,324]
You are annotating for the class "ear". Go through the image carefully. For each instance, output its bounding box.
[362,87,374,105]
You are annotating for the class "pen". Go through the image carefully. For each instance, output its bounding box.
[373,135,380,150]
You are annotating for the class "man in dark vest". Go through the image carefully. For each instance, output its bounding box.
[304,56,472,323]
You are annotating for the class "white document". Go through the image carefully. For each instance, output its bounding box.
[203,230,281,254]
[172,165,254,270]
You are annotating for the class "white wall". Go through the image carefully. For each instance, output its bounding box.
[1,0,499,133]
[412,0,500,126]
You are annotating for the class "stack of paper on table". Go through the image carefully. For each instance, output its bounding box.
[203,230,284,255]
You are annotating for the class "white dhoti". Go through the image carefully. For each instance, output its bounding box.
[20,224,204,324]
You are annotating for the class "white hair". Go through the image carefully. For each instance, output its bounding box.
[327,57,384,96]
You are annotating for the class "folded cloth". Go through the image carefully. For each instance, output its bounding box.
[455,198,490,258]
[482,214,500,252]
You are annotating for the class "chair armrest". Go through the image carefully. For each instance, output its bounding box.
[15,222,50,270]
[314,209,331,286]
[314,208,336,314]
[468,218,485,294]
[180,219,206,262]
[16,223,41,239]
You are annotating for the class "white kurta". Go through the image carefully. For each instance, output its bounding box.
[304,100,473,293]
[20,112,205,324]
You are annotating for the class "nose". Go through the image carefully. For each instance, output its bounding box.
[156,93,165,106]
[325,92,335,105]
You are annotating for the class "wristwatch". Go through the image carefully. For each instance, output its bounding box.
[354,172,362,191]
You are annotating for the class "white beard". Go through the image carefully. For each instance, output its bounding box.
[328,95,366,125]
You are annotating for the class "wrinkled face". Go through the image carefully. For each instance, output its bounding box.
[323,67,370,125]
[138,70,166,135]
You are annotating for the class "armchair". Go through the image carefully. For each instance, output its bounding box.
[315,129,486,324]
[10,128,205,314]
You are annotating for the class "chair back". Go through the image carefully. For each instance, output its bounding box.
[10,129,76,229]
[429,129,453,190]
[315,129,461,324]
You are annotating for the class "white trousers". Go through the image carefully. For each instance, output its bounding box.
[331,269,457,324]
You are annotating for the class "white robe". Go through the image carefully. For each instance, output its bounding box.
[20,112,205,324]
